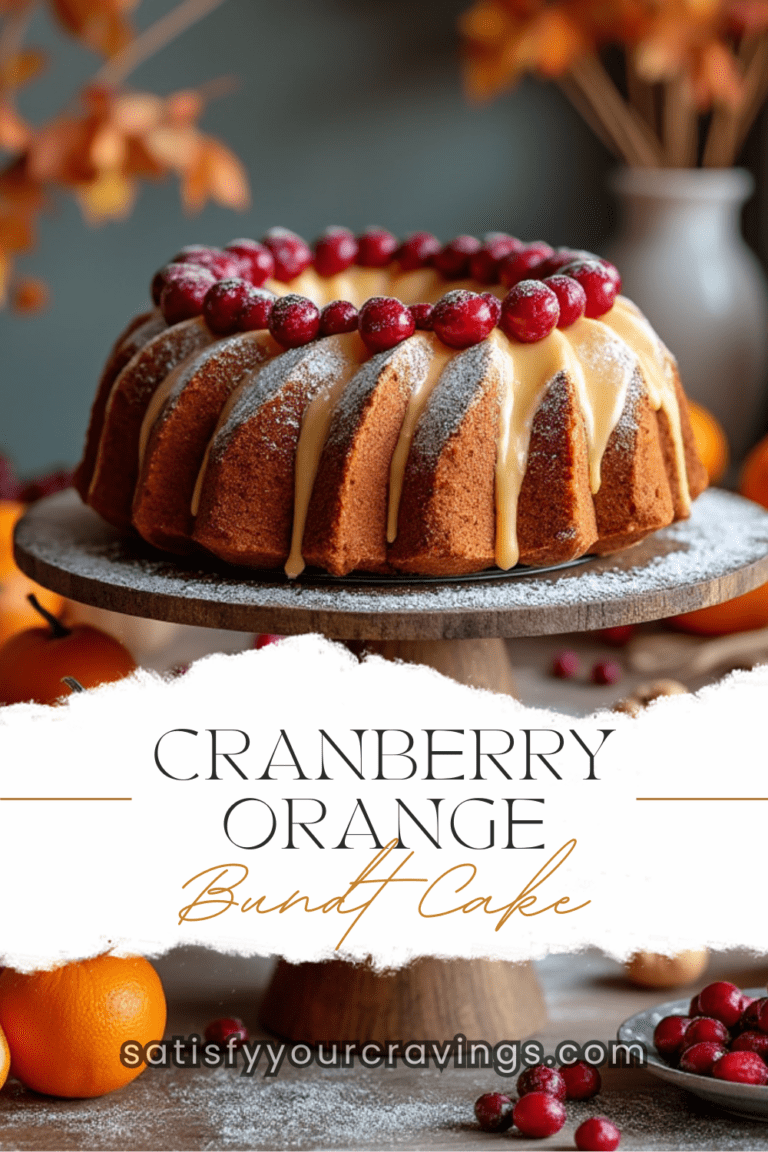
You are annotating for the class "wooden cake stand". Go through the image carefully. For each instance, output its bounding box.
[14,487,768,1046]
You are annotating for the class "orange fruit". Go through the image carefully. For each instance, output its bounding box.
[0,1023,9,1091]
[0,500,24,581]
[0,955,166,1098]
[0,599,136,704]
[670,581,768,636]
[740,433,768,510]
[0,572,64,647]
[687,402,729,484]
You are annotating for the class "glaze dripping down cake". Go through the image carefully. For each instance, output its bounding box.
[75,227,707,578]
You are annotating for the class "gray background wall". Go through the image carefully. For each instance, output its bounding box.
[1,0,763,475]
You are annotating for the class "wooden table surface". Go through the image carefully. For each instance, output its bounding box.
[1,948,766,1150]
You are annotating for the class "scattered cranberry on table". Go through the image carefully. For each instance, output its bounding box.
[599,625,636,646]
[512,1090,567,1139]
[254,634,283,649]
[559,1060,602,1100]
[552,650,580,680]
[474,1091,514,1132]
[590,659,622,686]
[516,1063,566,1100]
[204,1017,249,1047]
[575,1117,621,1151]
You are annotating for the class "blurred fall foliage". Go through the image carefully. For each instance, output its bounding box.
[460,1,768,168]
[0,0,250,312]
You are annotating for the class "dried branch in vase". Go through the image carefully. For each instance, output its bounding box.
[460,1,768,169]
[0,0,250,313]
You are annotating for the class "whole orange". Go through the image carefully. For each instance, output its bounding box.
[0,955,166,1098]
[740,433,768,510]
[0,572,64,647]
[0,1023,9,1091]
[0,500,24,581]
[687,402,729,484]
[0,598,136,705]
[670,582,768,636]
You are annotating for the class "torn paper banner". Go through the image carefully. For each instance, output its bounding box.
[0,634,766,970]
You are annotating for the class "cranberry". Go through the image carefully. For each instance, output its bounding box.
[474,1092,514,1132]
[254,634,283,649]
[469,234,523,283]
[653,1015,691,1060]
[319,300,359,337]
[21,468,73,502]
[356,227,398,268]
[480,291,502,324]
[532,247,590,279]
[560,260,618,318]
[498,241,555,288]
[203,278,266,336]
[591,659,622,686]
[698,981,744,1027]
[204,1017,249,1047]
[599,625,636,646]
[225,239,275,286]
[313,227,358,277]
[689,993,703,1017]
[512,1091,566,1139]
[684,1017,730,1047]
[160,265,216,325]
[396,231,441,271]
[172,245,242,280]
[499,280,560,343]
[713,1050,768,1085]
[559,1060,602,1100]
[432,235,481,279]
[756,999,768,1034]
[408,302,434,330]
[544,274,587,328]
[737,997,764,1034]
[358,297,415,352]
[732,1030,768,1058]
[262,227,313,281]
[268,294,320,347]
[431,289,497,349]
[516,1064,566,1100]
[152,262,187,306]
[575,1117,621,1151]
[238,287,276,332]
[679,1041,727,1075]
[552,650,580,679]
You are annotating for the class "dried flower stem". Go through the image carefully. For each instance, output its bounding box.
[664,76,697,167]
[564,53,664,166]
[95,0,229,88]
[625,53,658,137]
[704,33,768,167]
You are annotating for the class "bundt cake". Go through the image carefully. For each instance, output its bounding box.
[75,227,707,579]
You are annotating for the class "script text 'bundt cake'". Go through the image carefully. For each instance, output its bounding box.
[75,227,707,579]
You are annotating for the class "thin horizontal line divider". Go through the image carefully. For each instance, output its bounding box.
[636,797,768,801]
[0,797,133,801]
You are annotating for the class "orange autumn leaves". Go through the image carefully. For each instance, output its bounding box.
[460,0,768,109]
[0,0,249,312]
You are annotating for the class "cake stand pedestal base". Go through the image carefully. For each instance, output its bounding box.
[261,956,546,1047]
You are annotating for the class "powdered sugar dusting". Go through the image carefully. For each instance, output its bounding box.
[326,337,431,451]
[410,342,495,467]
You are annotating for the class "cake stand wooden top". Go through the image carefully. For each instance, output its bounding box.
[14,488,768,640]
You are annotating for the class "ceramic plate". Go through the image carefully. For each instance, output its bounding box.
[619,990,768,1121]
